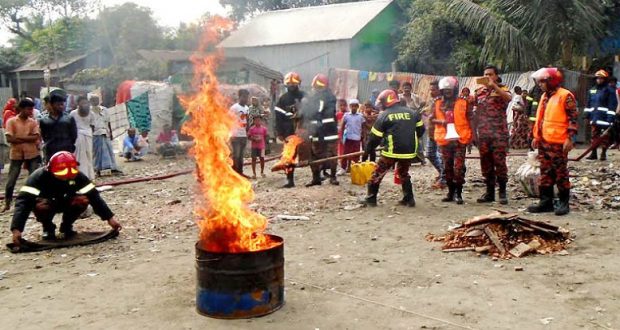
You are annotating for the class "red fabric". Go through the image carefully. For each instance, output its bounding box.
[115,80,136,104]
[3,110,16,128]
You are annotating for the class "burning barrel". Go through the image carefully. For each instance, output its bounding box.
[195,234,284,318]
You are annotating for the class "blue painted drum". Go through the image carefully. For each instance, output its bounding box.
[195,235,284,319]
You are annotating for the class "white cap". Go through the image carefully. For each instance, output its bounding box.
[348,98,360,105]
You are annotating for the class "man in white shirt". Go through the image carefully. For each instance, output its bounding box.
[230,89,250,176]
[70,96,96,179]
[90,95,121,176]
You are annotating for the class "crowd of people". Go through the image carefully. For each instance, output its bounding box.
[229,67,620,217]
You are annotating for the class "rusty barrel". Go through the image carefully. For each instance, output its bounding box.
[195,235,284,319]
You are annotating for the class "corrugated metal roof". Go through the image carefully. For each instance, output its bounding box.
[219,0,393,48]
[12,52,89,73]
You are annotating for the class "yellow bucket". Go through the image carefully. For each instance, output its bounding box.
[351,161,377,186]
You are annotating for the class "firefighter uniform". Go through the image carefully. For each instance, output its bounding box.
[363,90,425,207]
[275,72,305,188]
[299,79,340,186]
[528,68,579,216]
[585,70,617,161]
[434,95,473,205]
[10,168,114,238]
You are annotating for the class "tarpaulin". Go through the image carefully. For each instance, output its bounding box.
[126,92,151,132]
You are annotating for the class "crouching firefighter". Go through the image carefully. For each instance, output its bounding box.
[10,151,122,248]
[299,74,340,187]
[432,77,474,205]
[361,89,425,207]
[528,68,578,216]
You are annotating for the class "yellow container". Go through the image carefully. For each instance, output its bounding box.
[351,161,377,186]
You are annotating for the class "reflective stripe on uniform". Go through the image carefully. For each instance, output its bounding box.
[381,151,416,159]
[387,135,394,154]
[584,107,594,112]
[311,135,339,142]
[77,183,96,194]
[371,127,383,137]
[595,120,611,126]
[416,120,424,127]
[19,186,41,196]
[598,107,609,111]
[274,107,294,117]
[310,118,335,124]
[607,110,616,116]
[529,117,537,121]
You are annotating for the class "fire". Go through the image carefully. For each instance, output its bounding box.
[181,16,276,253]
[271,135,304,172]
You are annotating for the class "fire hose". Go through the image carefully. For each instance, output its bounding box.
[0,154,283,200]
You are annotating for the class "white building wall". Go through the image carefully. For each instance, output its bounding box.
[223,40,351,88]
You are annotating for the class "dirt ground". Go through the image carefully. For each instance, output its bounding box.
[0,148,619,330]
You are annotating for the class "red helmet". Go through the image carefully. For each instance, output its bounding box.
[531,68,563,89]
[48,151,79,180]
[284,72,301,85]
[311,74,329,89]
[376,89,399,108]
[595,69,609,78]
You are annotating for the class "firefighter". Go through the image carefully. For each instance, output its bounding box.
[432,77,474,205]
[475,65,512,205]
[528,68,578,216]
[584,69,617,161]
[275,72,305,188]
[10,152,122,248]
[361,89,425,207]
[298,74,340,187]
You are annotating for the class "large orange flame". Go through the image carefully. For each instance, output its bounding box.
[181,17,276,253]
[271,135,304,172]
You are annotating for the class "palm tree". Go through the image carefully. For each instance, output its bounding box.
[446,0,611,70]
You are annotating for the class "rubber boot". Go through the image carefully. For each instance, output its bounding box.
[329,165,339,185]
[554,188,570,216]
[498,182,508,205]
[360,183,379,207]
[600,148,607,161]
[282,172,295,188]
[305,170,322,187]
[477,183,495,203]
[41,222,56,240]
[454,184,464,205]
[398,179,415,207]
[527,186,554,213]
[329,176,340,186]
[60,221,78,239]
[441,182,455,202]
[586,148,597,160]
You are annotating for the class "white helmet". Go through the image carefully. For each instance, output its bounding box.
[439,76,459,90]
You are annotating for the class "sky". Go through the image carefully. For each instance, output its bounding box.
[0,0,228,46]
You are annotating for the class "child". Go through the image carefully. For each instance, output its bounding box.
[248,116,268,179]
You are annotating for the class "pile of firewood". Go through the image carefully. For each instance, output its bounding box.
[426,211,572,259]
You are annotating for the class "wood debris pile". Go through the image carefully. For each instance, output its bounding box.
[571,165,620,210]
[426,211,572,259]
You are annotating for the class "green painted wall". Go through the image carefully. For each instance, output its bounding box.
[350,3,402,72]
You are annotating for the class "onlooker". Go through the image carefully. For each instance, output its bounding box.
[339,99,365,174]
[361,101,378,162]
[156,124,181,157]
[70,96,96,179]
[400,81,424,110]
[230,89,249,176]
[138,130,150,154]
[248,116,268,179]
[3,98,42,212]
[3,98,17,128]
[247,96,266,129]
[336,99,348,169]
[509,86,530,149]
[123,128,145,161]
[38,89,77,163]
[90,95,121,176]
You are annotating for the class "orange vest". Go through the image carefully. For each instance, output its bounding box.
[433,98,472,146]
[533,88,572,145]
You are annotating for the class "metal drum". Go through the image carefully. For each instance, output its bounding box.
[195,234,284,319]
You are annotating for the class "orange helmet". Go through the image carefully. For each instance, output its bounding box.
[284,72,301,85]
[595,69,609,78]
[311,74,329,89]
[531,68,563,89]
[376,89,399,108]
[48,151,79,180]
